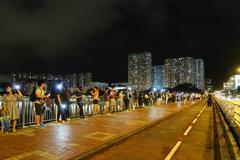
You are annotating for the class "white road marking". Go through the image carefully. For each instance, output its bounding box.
[164,104,208,160]
[198,105,206,116]
[184,126,193,136]
[200,104,206,111]
[192,118,198,124]
[202,104,207,111]
[164,141,182,160]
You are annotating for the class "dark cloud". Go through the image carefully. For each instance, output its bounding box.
[0,0,239,87]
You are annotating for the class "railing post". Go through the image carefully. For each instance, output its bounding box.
[230,104,236,127]
[22,98,26,128]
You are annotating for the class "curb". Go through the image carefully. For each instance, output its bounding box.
[70,102,202,160]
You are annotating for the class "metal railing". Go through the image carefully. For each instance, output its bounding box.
[216,97,240,147]
[216,98,240,128]
[0,96,146,127]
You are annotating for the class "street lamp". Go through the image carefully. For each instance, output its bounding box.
[237,67,240,74]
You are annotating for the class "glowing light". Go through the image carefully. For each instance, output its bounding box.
[237,67,240,73]
[57,84,63,90]
[14,84,20,90]
[61,104,66,109]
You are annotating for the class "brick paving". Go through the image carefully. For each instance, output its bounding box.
[89,101,208,160]
[0,103,193,160]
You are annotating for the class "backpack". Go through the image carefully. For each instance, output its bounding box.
[30,87,37,102]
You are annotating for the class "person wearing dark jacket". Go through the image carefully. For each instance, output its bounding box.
[76,88,85,119]
[207,94,213,107]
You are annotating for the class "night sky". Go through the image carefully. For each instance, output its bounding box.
[0,0,240,88]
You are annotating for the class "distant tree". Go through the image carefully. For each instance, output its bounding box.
[172,83,202,93]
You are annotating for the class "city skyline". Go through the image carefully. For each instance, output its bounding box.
[128,52,205,90]
[1,54,206,89]
[0,54,231,89]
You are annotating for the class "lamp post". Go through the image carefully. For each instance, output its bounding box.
[237,67,240,74]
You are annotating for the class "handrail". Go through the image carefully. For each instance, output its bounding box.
[216,97,240,128]
[0,96,147,128]
[216,97,240,147]
[220,99,240,107]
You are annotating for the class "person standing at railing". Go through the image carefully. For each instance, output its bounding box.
[165,92,169,104]
[133,92,139,109]
[63,86,71,121]
[76,87,85,119]
[2,85,24,132]
[207,94,213,107]
[109,87,117,113]
[149,93,154,106]
[183,93,188,105]
[119,91,125,111]
[0,105,10,134]
[129,92,135,110]
[124,90,130,110]
[139,93,144,107]
[35,80,50,128]
[91,87,99,115]
[103,88,110,114]
[55,81,67,123]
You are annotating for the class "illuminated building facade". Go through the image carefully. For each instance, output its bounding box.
[164,57,205,90]
[128,52,152,90]
[152,65,165,90]
[194,59,205,90]
[12,72,93,88]
[224,75,240,90]
[164,58,179,88]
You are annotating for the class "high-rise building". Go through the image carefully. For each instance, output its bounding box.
[78,73,85,87]
[152,65,165,90]
[64,73,93,88]
[71,74,78,88]
[194,59,205,90]
[128,52,152,90]
[178,57,195,85]
[84,72,93,87]
[164,58,178,88]
[11,72,93,88]
[164,57,205,90]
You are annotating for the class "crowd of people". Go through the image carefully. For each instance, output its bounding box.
[0,79,206,134]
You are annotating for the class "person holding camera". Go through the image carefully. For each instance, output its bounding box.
[2,85,23,132]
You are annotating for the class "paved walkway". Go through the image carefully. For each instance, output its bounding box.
[0,102,194,160]
[89,101,209,160]
[89,102,240,160]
